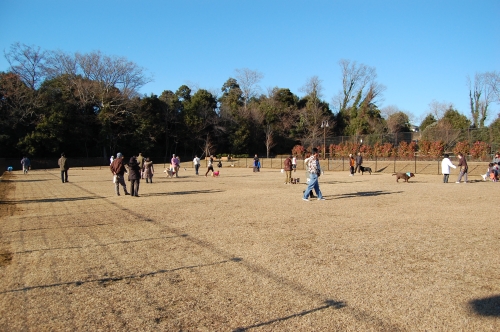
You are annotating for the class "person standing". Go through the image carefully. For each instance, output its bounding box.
[253,154,259,172]
[441,154,456,183]
[303,148,324,201]
[349,154,355,176]
[284,155,293,184]
[110,155,114,165]
[137,152,145,178]
[456,152,468,183]
[110,152,130,196]
[171,154,180,177]
[143,157,154,183]
[58,153,69,183]
[205,155,214,177]
[193,155,201,175]
[21,156,30,174]
[128,156,141,196]
[292,155,297,172]
[355,152,363,173]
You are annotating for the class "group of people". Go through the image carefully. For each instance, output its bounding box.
[348,152,363,176]
[441,152,471,183]
[480,152,500,182]
[283,155,298,184]
[110,152,154,197]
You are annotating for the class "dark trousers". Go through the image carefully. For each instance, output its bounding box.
[130,179,140,196]
[195,164,200,175]
[443,174,450,183]
[61,170,68,183]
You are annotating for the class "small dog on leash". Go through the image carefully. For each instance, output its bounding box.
[164,169,176,178]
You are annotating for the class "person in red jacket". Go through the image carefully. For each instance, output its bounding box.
[349,154,355,176]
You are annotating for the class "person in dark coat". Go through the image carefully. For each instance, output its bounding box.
[128,156,141,196]
[58,153,69,183]
[355,152,363,173]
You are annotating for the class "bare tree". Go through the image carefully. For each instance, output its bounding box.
[485,71,500,102]
[298,76,331,149]
[428,100,453,120]
[468,72,495,128]
[4,42,47,90]
[235,68,264,110]
[333,59,385,113]
[263,124,276,158]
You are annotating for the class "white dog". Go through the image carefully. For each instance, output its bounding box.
[164,168,175,178]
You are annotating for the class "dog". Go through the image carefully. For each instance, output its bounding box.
[358,165,372,175]
[164,168,176,178]
[392,172,415,182]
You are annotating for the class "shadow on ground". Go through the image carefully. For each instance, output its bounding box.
[331,190,403,199]
[0,196,101,204]
[470,295,500,316]
[140,189,224,197]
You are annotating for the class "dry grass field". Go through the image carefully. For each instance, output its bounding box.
[0,165,499,331]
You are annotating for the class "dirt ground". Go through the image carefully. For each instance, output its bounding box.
[0,166,499,331]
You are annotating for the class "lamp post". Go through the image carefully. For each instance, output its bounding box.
[321,120,329,159]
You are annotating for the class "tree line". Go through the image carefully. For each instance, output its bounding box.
[1,43,499,159]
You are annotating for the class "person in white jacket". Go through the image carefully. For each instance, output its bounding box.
[441,154,456,183]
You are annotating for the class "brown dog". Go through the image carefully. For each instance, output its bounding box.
[392,172,415,182]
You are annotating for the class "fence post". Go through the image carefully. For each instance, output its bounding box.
[414,154,417,173]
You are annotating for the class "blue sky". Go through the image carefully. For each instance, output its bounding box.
[1,0,499,125]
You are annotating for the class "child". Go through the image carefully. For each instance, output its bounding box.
[349,154,355,176]
[441,154,456,183]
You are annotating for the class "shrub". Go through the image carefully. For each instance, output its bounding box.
[397,141,417,160]
[469,141,490,160]
[292,145,305,157]
[453,141,470,156]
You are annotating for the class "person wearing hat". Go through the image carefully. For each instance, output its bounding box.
[58,153,69,183]
[110,152,130,196]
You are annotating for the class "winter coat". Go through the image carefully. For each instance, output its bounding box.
[128,158,141,180]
